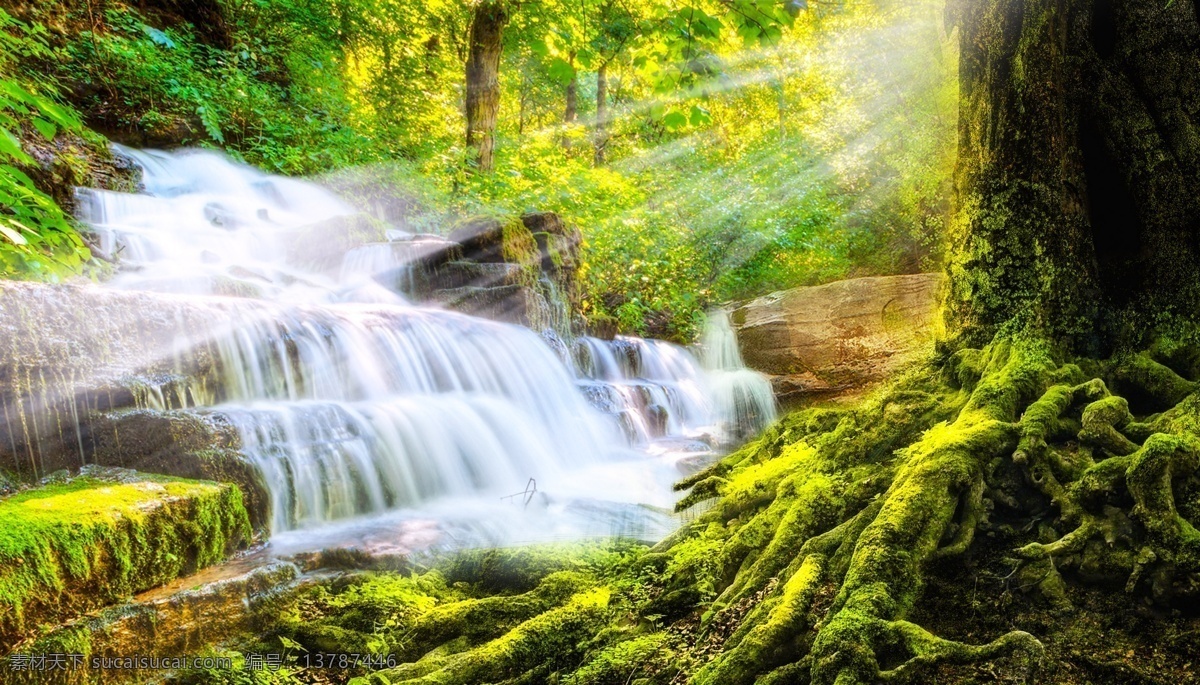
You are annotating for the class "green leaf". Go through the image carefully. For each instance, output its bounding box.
[32,118,56,141]
[546,57,575,85]
[34,99,80,130]
[662,111,688,130]
[689,105,712,126]
[0,129,31,164]
[278,636,307,652]
[141,25,176,49]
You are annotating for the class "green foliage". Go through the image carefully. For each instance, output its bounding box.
[0,10,91,279]
[433,0,956,339]
[562,632,671,685]
[56,2,379,173]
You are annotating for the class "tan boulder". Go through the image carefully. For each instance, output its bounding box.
[730,273,943,403]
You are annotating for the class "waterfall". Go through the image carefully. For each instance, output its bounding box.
[574,337,711,444]
[75,147,775,533]
[699,310,778,438]
[572,320,775,446]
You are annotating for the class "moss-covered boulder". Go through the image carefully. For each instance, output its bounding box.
[395,212,580,334]
[0,468,252,650]
[430,285,552,330]
[407,261,526,299]
[522,210,582,309]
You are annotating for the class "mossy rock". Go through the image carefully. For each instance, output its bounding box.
[431,285,551,329]
[86,410,270,531]
[0,282,226,479]
[523,211,581,279]
[0,469,251,650]
[19,133,141,219]
[407,261,526,299]
[10,561,304,684]
[447,216,511,265]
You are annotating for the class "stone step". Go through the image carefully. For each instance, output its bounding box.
[431,285,550,329]
[84,411,270,531]
[0,281,230,479]
[0,467,252,651]
[406,261,526,299]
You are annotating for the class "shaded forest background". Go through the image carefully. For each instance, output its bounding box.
[0,0,955,340]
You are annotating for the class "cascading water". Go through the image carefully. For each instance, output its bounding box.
[571,318,776,446]
[75,146,775,542]
[573,336,712,444]
[699,310,778,438]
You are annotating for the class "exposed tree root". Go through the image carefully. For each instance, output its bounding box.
[253,338,1200,685]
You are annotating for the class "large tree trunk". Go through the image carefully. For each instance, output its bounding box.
[464,1,508,173]
[945,0,1200,354]
[593,62,609,166]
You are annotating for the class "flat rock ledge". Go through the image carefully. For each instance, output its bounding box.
[731,273,943,404]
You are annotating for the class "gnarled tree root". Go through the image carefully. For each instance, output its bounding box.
[319,338,1200,685]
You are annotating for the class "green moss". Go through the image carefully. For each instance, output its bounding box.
[0,473,251,648]
[388,571,596,662]
[438,543,633,594]
[1109,353,1199,413]
[1079,395,1140,456]
[693,554,825,685]
[563,632,671,685]
[500,218,540,270]
[356,588,612,685]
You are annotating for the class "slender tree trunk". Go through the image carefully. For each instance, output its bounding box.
[560,58,578,149]
[564,52,578,125]
[464,1,507,173]
[774,53,788,142]
[518,62,533,137]
[564,74,578,124]
[945,0,1200,353]
[593,62,609,166]
[775,71,786,142]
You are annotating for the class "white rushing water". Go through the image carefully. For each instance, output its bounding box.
[699,310,778,439]
[78,146,776,538]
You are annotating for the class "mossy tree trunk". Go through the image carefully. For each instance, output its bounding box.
[945,0,1200,354]
[465,1,508,173]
